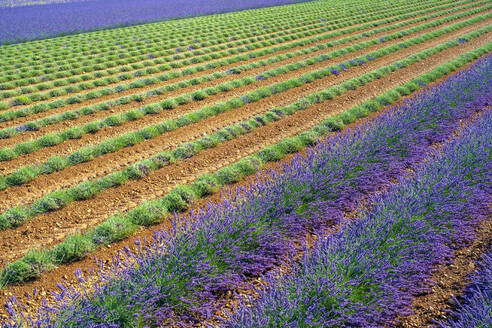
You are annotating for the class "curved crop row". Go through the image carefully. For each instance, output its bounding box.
[1,22,489,228]
[0,0,326,56]
[0,0,360,52]
[2,50,490,328]
[0,0,427,112]
[0,0,399,83]
[0,0,440,68]
[0,5,339,90]
[0,13,488,180]
[0,0,471,120]
[0,0,348,44]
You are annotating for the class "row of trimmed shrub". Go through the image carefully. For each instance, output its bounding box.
[0,0,442,79]
[0,0,458,114]
[0,0,366,63]
[1,25,488,234]
[1,14,488,203]
[228,88,491,328]
[0,0,408,104]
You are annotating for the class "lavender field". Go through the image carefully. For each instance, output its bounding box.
[3,48,492,328]
[0,0,490,326]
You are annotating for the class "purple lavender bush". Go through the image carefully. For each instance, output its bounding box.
[0,0,313,44]
[2,55,491,328]
[226,104,492,328]
[438,250,492,328]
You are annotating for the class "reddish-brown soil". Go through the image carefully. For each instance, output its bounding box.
[396,218,492,328]
[2,27,491,266]
[202,108,492,328]
[0,10,403,128]
[207,107,492,328]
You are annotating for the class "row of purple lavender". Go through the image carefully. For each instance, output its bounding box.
[2,54,491,328]
[226,90,491,328]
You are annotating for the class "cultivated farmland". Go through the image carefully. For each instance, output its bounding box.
[0,0,490,327]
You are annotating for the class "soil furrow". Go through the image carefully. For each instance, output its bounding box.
[206,107,492,328]
[0,17,326,100]
[0,17,488,212]
[0,14,488,185]
[0,14,388,117]
[396,218,492,328]
[0,30,488,274]
[0,0,467,129]
[393,108,492,328]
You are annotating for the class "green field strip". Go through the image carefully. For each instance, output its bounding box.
[0,9,488,183]
[0,3,483,147]
[0,22,488,237]
[0,0,476,106]
[0,0,459,108]
[0,6,340,81]
[0,0,425,61]
[0,0,481,122]
[0,0,350,55]
[0,39,489,289]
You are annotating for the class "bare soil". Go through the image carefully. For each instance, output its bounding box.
[396,218,492,328]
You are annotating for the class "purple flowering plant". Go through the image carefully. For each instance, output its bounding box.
[226,89,492,328]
